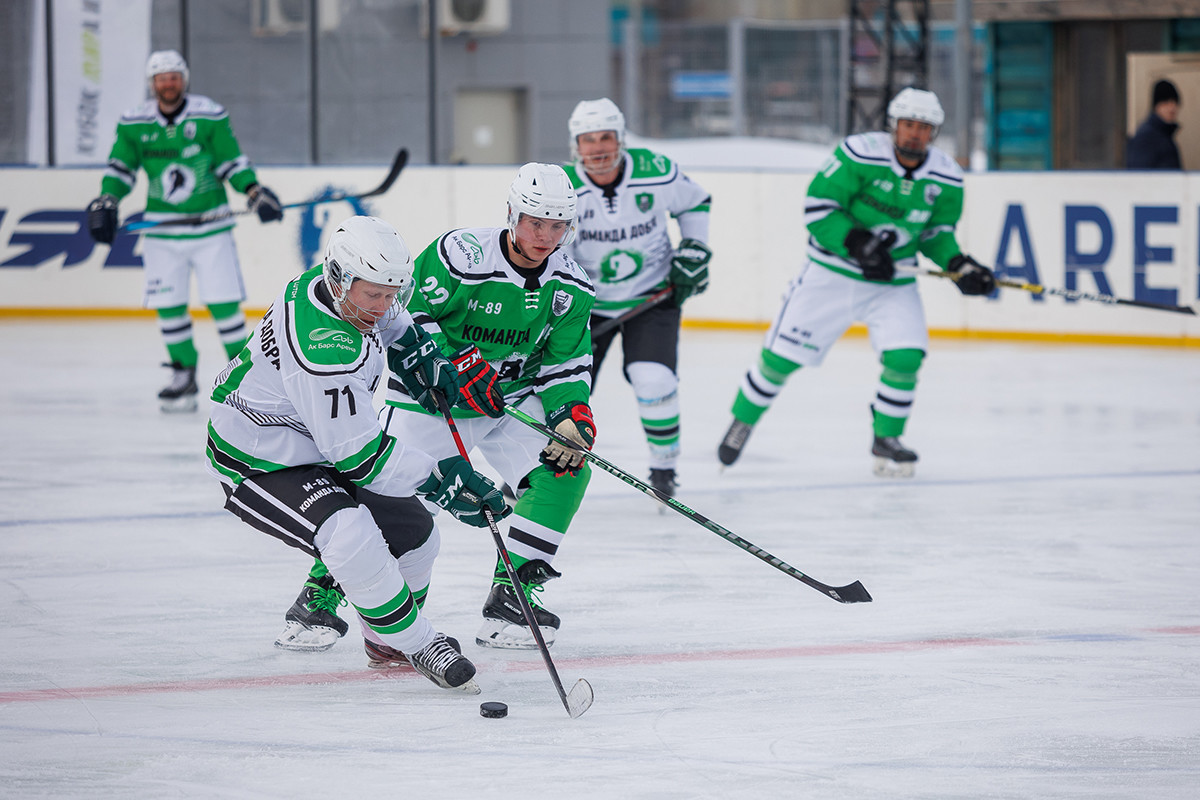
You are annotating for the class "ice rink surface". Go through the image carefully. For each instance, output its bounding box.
[2,318,1199,799]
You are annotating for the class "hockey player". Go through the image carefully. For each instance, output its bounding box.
[718,88,996,477]
[278,163,596,655]
[207,216,510,693]
[562,98,712,498]
[86,49,284,412]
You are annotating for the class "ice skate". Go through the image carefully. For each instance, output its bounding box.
[649,467,677,514]
[274,572,349,652]
[366,635,460,670]
[407,633,480,693]
[476,559,561,650]
[871,435,918,478]
[717,419,753,467]
[158,361,198,413]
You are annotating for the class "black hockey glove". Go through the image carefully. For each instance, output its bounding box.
[247,183,284,223]
[668,238,712,307]
[86,195,119,244]
[539,402,596,477]
[844,228,897,282]
[387,325,460,414]
[418,456,510,527]
[946,254,997,296]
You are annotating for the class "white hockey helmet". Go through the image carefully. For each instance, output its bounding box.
[145,49,189,91]
[507,162,578,249]
[323,216,415,329]
[887,87,945,131]
[568,97,626,163]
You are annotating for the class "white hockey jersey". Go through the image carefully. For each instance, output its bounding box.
[563,148,711,316]
[205,265,436,497]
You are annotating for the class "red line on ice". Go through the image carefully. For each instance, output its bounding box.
[2,628,1195,704]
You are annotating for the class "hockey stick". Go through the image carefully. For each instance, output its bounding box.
[591,287,675,338]
[434,393,594,719]
[504,405,872,604]
[922,268,1196,315]
[120,147,409,232]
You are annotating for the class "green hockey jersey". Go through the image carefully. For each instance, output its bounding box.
[383,227,595,417]
[804,131,965,283]
[100,94,259,239]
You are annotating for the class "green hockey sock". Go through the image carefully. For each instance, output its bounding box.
[157,305,198,368]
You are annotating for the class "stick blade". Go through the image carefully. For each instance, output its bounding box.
[828,580,872,604]
[566,678,594,719]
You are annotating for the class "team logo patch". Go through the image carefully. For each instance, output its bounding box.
[552,290,572,316]
[924,183,941,205]
[636,192,654,213]
[183,121,197,140]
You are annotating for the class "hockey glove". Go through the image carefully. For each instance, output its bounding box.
[247,183,284,223]
[86,195,119,244]
[418,456,511,528]
[947,253,997,296]
[386,325,459,414]
[539,402,596,477]
[450,345,505,418]
[668,238,713,307]
[844,228,897,282]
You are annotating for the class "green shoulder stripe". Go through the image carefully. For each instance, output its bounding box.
[286,268,371,371]
[629,148,673,179]
[562,163,584,189]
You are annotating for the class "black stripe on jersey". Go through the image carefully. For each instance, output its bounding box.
[283,300,371,377]
[508,525,559,557]
[842,139,890,165]
[107,160,135,181]
[411,311,437,326]
[437,231,509,283]
[358,593,417,630]
[927,170,963,185]
[548,270,594,293]
[804,201,840,213]
[532,362,592,388]
[207,433,267,481]
[340,433,395,485]
[227,393,312,437]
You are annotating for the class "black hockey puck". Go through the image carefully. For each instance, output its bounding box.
[480,701,508,718]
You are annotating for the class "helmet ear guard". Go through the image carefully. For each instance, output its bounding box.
[506,162,578,250]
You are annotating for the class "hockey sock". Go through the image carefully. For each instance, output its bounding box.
[308,558,331,580]
[627,362,680,469]
[731,348,801,425]
[157,305,197,368]
[872,348,924,437]
[208,301,248,359]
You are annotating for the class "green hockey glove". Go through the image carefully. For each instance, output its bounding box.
[418,456,511,527]
[668,238,712,307]
[539,402,596,476]
[387,325,459,414]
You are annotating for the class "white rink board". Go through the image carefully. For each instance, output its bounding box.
[0,165,1197,339]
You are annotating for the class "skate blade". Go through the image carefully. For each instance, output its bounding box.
[872,457,915,478]
[475,619,557,650]
[160,396,199,413]
[274,621,342,652]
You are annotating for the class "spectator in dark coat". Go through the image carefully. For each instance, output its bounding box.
[1126,79,1182,170]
